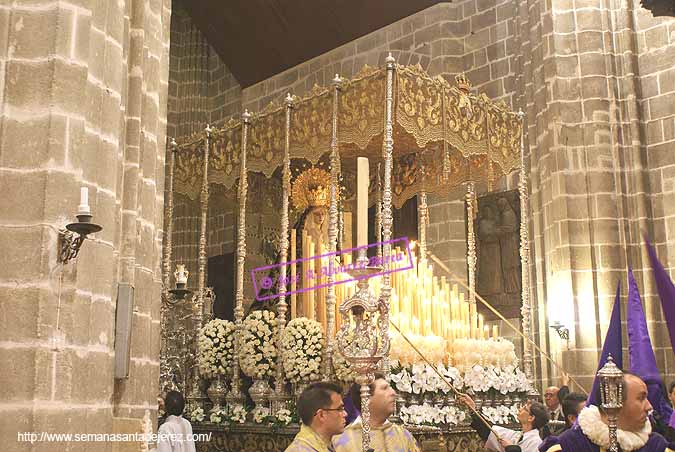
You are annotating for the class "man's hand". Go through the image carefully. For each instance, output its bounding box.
[561,372,570,387]
[457,393,476,411]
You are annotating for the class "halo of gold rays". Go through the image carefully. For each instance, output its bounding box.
[291,167,330,211]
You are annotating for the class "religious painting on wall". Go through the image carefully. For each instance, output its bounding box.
[474,189,521,320]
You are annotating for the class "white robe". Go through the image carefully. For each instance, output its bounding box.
[157,415,196,452]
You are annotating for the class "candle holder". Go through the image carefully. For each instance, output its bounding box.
[598,354,623,452]
[549,320,570,351]
[549,321,569,341]
[168,286,192,301]
[169,264,193,300]
[58,213,103,264]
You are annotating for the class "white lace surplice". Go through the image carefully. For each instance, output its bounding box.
[157,415,196,452]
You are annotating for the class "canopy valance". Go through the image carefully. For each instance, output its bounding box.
[173,63,522,208]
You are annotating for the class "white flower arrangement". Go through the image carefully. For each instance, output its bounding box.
[229,404,247,424]
[210,405,248,425]
[442,404,467,425]
[197,319,236,378]
[239,310,278,379]
[481,404,519,425]
[392,363,527,427]
[209,408,225,424]
[276,408,292,425]
[399,403,467,426]
[463,365,530,394]
[438,364,464,393]
[391,363,464,395]
[190,407,206,423]
[280,317,324,384]
[252,406,271,424]
[333,350,357,384]
[464,365,492,393]
[390,367,413,393]
[511,366,530,392]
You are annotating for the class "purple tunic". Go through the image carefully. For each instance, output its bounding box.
[539,425,673,452]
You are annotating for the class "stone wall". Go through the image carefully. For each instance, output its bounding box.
[171,194,201,286]
[167,1,241,140]
[638,9,675,309]
[240,3,517,111]
[165,2,241,297]
[517,0,675,389]
[167,5,210,140]
[0,0,172,450]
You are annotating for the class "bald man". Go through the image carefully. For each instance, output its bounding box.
[540,373,675,452]
[544,386,564,423]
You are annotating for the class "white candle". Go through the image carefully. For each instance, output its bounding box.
[357,157,369,248]
[78,187,91,215]
[174,264,189,284]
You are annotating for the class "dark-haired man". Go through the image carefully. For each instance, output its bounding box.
[561,392,586,430]
[459,394,548,452]
[157,391,196,452]
[333,374,420,452]
[285,382,347,452]
[540,373,675,452]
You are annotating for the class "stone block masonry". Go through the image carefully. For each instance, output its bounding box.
[0,1,172,450]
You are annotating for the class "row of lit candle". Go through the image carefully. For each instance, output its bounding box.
[287,237,501,345]
[381,244,499,342]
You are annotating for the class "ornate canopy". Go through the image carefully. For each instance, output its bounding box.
[173,63,522,208]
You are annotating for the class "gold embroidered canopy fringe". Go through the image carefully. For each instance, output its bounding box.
[172,63,523,208]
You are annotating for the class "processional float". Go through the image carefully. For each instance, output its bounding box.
[160,54,534,450]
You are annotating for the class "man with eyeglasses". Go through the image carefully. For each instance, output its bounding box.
[544,387,564,423]
[285,382,347,452]
[333,373,421,452]
[459,394,549,452]
[544,386,566,436]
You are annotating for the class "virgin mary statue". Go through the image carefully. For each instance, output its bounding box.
[251,167,331,311]
[291,167,330,249]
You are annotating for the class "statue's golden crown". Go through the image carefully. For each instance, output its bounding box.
[455,73,472,93]
[291,167,331,210]
[306,185,329,207]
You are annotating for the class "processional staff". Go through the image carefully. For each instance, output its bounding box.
[517,109,536,391]
[324,74,342,379]
[598,355,623,452]
[227,110,252,406]
[272,93,295,413]
[186,123,212,413]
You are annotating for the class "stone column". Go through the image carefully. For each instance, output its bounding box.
[0,1,172,450]
[515,0,675,389]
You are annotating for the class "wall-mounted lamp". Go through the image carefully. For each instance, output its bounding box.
[550,320,570,341]
[59,187,103,264]
[168,264,192,300]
